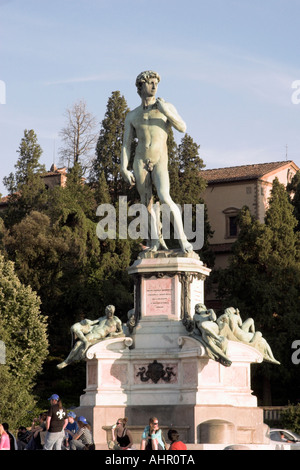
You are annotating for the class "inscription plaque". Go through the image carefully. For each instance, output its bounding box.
[190,277,204,313]
[145,277,175,316]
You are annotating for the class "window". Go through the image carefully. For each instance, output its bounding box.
[223,207,240,239]
[228,215,238,237]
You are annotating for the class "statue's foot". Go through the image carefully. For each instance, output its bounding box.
[159,238,169,250]
[57,361,67,369]
[180,240,194,253]
[145,239,167,252]
[148,244,159,252]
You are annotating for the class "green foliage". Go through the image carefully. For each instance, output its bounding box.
[0,255,48,428]
[168,132,214,265]
[3,129,45,192]
[265,178,300,265]
[281,404,300,434]
[4,211,68,294]
[288,171,300,232]
[167,128,181,200]
[91,91,131,204]
[216,179,300,403]
[176,134,206,204]
[2,129,48,226]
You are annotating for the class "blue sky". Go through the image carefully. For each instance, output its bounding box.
[1,0,300,196]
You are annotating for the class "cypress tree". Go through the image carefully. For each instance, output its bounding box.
[177,133,206,205]
[90,91,131,204]
[288,170,300,232]
[170,133,213,264]
[2,129,47,226]
[167,128,181,202]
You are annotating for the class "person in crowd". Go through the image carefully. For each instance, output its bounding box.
[17,426,32,450]
[167,429,187,450]
[140,417,165,450]
[0,423,10,450]
[63,411,79,449]
[108,417,134,450]
[43,394,68,450]
[2,423,17,450]
[70,416,95,450]
[25,412,47,450]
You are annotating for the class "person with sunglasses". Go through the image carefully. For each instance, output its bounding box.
[109,417,134,450]
[140,417,165,450]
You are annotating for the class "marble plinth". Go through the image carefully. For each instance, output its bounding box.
[77,330,264,446]
[127,252,211,324]
[75,252,267,448]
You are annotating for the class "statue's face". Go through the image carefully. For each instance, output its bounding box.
[195,303,206,314]
[141,78,158,99]
[106,307,113,318]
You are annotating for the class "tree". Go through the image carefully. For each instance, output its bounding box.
[90,91,132,204]
[288,170,300,232]
[0,254,48,428]
[59,100,97,171]
[167,128,181,200]
[168,133,214,265]
[3,211,69,308]
[176,134,206,204]
[216,180,300,404]
[265,178,300,266]
[3,129,45,193]
[41,180,101,333]
[2,129,47,226]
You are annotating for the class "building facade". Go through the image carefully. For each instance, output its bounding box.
[201,160,299,271]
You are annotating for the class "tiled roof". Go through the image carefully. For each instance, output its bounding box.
[201,161,296,184]
[42,166,67,177]
[0,195,10,204]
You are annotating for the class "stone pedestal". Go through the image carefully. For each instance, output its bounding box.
[128,251,210,325]
[76,253,268,448]
[77,332,264,446]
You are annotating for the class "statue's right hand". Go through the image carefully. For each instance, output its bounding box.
[122,169,136,186]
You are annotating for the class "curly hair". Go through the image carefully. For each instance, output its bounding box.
[135,71,161,96]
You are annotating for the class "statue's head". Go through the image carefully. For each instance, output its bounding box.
[224,307,236,316]
[105,305,115,317]
[195,303,206,314]
[135,70,161,97]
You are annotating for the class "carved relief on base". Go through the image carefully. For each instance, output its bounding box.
[134,360,178,384]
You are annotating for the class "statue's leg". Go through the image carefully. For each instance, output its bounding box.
[57,341,85,369]
[71,324,89,346]
[152,162,193,253]
[241,318,255,333]
[134,161,163,250]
